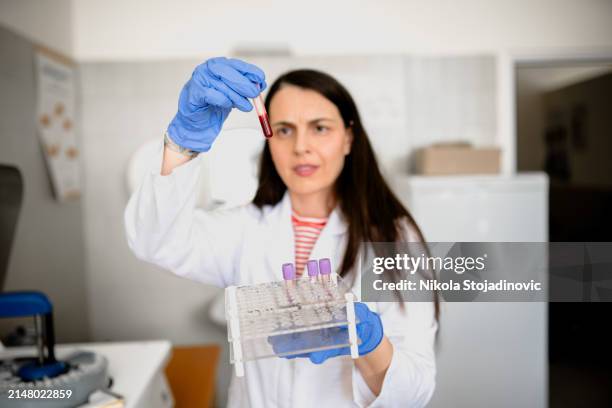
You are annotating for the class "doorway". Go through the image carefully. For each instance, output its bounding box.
[516,60,612,407]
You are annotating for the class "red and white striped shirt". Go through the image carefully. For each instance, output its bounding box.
[291,210,328,276]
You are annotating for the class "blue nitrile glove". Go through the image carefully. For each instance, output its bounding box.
[269,302,384,364]
[167,57,267,152]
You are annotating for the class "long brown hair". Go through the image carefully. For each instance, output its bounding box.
[253,69,439,319]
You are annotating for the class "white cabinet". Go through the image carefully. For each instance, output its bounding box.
[392,173,548,242]
[391,173,548,408]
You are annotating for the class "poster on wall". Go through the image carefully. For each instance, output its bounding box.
[34,46,81,202]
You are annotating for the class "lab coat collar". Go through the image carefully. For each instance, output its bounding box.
[278,192,347,236]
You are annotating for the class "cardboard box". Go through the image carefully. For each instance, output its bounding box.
[415,143,501,175]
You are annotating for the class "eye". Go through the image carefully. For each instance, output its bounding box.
[276,127,292,137]
[315,125,329,134]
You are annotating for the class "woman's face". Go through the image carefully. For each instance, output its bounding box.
[268,85,352,199]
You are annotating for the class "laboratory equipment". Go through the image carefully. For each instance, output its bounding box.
[307,260,319,283]
[0,165,22,289]
[0,292,109,407]
[319,258,331,282]
[252,88,273,138]
[282,263,295,281]
[225,260,360,377]
[0,169,110,407]
[282,263,296,290]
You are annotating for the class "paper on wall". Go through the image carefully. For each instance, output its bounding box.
[34,47,81,202]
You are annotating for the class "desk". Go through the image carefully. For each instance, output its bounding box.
[0,340,173,408]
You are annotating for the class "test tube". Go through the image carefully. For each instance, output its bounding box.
[306,260,319,283]
[282,263,296,288]
[282,263,296,304]
[252,86,273,138]
[319,258,332,284]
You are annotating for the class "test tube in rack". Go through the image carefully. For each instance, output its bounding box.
[282,263,296,304]
[307,260,319,283]
[319,258,332,283]
[224,259,360,377]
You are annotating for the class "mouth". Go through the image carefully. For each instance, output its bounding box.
[293,164,319,177]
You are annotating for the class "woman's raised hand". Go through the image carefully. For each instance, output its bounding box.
[167,57,267,152]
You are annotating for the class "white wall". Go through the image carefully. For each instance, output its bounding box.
[0,0,73,56]
[3,1,611,62]
[71,0,612,61]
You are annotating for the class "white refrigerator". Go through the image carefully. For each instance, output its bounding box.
[391,173,548,408]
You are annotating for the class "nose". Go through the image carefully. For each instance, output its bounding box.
[293,128,310,156]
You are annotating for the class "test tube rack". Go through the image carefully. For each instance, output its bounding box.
[225,273,359,377]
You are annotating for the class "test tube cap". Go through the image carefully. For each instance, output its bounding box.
[319,258,332,275]
[282,263,295,280]
[306,260,319,277]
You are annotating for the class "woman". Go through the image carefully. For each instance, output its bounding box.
[125,57,437,407]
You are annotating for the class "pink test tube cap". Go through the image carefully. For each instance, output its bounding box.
[318,258,332,275]
[282,263,295,280]
[306,260,319,277]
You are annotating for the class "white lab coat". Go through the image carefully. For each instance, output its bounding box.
[124,148,437,408]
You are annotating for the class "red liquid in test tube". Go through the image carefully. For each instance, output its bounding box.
[253,92,273,138]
